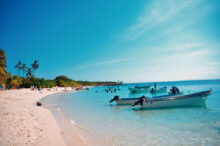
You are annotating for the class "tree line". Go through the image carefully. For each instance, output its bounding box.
[0,48,121,89]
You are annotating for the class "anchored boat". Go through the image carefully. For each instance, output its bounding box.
[109,93,182,105]
[128,85,151,93]
[133,89,212,109]
[109,86,182,105]
[109,95,144,105]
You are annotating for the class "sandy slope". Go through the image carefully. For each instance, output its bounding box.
[0,88,83,146]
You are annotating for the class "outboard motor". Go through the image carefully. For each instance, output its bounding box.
[133,96,146,106]
[170,86,180,95]
[109,95,119,103]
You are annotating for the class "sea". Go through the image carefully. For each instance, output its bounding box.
[43,79,220,146]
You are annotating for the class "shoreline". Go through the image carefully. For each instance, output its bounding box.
[41,93,88,146]
[42,87,106,146]
[0,88,87,146]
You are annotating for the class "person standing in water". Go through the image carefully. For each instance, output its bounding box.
[154,83,157,90]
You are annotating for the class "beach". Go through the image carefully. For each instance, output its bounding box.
[0,88,86,146]
[1,81,220,146]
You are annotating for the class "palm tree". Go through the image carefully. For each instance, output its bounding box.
[31,60,39,74]
[15,61,22,76]
[21,64,27,77]
[26,68,32,78]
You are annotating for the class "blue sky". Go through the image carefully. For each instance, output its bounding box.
[1,0,220,82]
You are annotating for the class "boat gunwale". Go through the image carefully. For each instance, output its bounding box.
[145,90,212,103]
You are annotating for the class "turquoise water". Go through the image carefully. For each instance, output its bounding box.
[44,80,220,145]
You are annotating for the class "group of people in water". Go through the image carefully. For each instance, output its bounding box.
[104,86,120,93]
[95,87,120,93]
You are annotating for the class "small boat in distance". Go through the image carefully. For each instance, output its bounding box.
[133,88,212,109]
[128,85,151,93]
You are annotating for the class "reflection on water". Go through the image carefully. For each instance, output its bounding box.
[44,80,220,145]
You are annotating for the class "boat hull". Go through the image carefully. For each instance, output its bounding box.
[142,96,206,109]
[116,98,139,105]
[115,93,182,105]
[140,90,211,109]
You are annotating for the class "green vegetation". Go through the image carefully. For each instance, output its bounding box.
[6,75,23,88]
[0,49,7,88]
[55,76,81,87]
[21,77,55,88]
[0,48,122,89]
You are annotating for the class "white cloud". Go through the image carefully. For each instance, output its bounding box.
[71,0,220,82]
[120,42,220,82]
[144,49,219,81]
[72,58,130,70]
[123,0,213,41]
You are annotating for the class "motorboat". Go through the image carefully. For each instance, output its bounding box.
[109,86,181,105]
[133,88,212,109]
[128,85,151,93]
[109,95,143,105]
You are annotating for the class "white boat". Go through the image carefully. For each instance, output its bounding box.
[128,85,151,93]
[109,95,140,105]
[133,89,212,109]
[109,93,182,105]
[150,86,167,94]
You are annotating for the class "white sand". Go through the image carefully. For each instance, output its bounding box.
[0,88,86,146]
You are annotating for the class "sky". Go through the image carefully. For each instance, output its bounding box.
[1,0,220,83]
